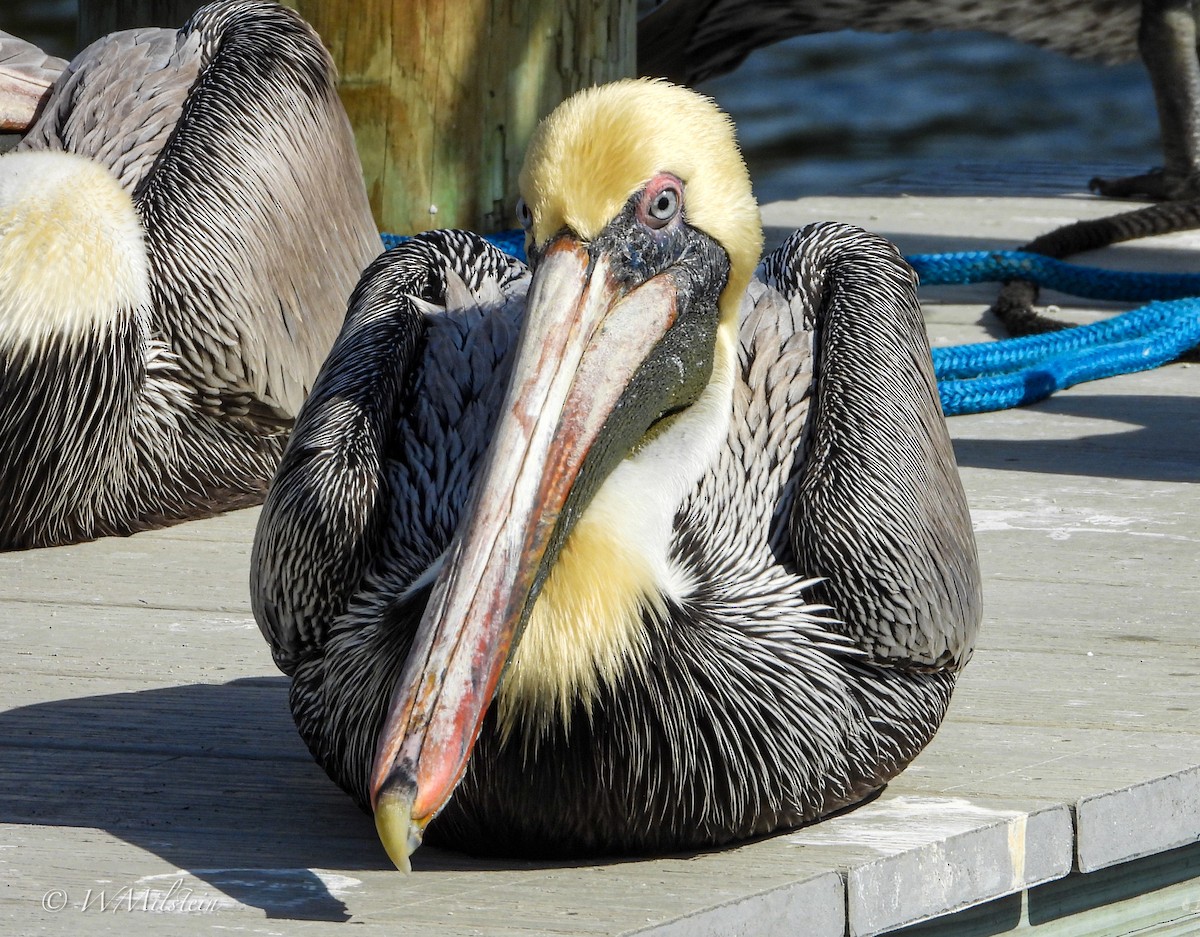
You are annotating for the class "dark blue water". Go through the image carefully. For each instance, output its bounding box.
[698,30,1159,201]
[2,1,74,56]
[2,3,1161,202]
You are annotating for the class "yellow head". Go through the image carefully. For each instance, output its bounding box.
[518,78,763,325]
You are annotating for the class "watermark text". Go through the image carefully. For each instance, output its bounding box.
[42,878,222,914]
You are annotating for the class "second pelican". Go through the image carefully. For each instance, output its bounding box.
[0,1,379,550]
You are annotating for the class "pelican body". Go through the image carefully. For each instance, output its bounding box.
[252,80,982,868]
[639,0,1200,200]
[0,1,379,550]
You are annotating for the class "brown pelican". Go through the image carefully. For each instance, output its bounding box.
[251,78,982,870]
[639,0,1200,200]
[0,0,379,551]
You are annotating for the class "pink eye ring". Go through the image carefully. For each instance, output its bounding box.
[640,174,683,229]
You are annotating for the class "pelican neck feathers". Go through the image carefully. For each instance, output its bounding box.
[500,336,736,732]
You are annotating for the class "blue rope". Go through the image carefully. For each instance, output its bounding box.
[379,233,1200,417]
[911,251,1200,414]
[935,303,1200,415]
[382,229,527,258]
[908,251,1200,302]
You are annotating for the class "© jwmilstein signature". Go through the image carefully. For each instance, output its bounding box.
[41,878,221,914]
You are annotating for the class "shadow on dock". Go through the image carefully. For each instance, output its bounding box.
[952,393,1199,483]
[0,676,386,920]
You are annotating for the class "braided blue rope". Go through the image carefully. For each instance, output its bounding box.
[911,251,1200,414]
[934,303,1200,415]
[379,233,1199,417]
[930,300,1200,380]
[908,251,1200,302]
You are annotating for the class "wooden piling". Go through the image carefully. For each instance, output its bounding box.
[288,0,636,234]
[76,0,636,235]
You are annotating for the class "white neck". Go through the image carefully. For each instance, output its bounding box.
[497,325,736,734]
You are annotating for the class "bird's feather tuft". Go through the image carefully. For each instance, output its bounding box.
[0,151,150,350]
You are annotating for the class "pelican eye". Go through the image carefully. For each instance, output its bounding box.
[516,197,533,230]
[639,175,683,230]
[647,189,679,227]
[652,190,677,218]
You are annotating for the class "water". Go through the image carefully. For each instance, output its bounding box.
[698,31,1159,201]
[1,3,1161,202]
[1,0,74,57]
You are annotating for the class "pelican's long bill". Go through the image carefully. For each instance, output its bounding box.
[368,236,687,871]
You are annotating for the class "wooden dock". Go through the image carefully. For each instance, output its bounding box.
[2,166,1198,935]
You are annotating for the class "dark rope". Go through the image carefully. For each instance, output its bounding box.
[989,199,1200,361]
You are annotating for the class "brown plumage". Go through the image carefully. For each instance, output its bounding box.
[251,81,982,870]
[0,1,379,550]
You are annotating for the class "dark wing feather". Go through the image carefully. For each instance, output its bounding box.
[639,0,1140,85]
[138,1,381,428]
[683,222,979,669]
[677,247,817,589]
[762,222,981,670]
[251,230,528,679]
[18,26,195,187]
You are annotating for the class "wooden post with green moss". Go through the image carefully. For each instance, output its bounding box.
[76,0,635,235]
[288,0,635,234]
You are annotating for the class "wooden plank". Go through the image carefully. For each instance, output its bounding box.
[0,522,256,612]
[884,841,1200,936]
[1076,767,1200,873]
[788,799,1073,936]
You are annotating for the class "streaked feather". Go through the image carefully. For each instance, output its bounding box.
[254,222,981,856]
[0,1,379,550]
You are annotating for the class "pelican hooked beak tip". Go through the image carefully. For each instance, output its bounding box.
[374,780,429,873]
